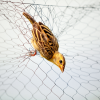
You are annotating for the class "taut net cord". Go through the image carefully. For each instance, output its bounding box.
[0,0,100,100]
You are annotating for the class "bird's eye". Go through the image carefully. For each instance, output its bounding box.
[59,60,62,64]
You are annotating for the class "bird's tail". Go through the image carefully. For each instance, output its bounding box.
[23,12,36,25]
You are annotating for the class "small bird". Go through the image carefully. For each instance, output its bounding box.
[23,12,65,72]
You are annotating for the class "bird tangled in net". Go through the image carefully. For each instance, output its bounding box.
[0,0,100,100]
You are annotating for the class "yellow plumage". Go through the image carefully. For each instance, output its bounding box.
[23,12,65,72]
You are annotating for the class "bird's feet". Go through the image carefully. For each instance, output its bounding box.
[28,50,37,56]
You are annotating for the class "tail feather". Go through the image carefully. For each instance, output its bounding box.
[23,12,36,25]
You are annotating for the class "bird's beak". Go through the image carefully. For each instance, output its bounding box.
[60,65,65,73]
[61,68,64,73]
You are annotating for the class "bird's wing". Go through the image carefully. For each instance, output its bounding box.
[32,22,59,60]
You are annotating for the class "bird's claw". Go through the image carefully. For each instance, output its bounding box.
[28,50,37,56]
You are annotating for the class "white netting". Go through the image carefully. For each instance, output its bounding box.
[0,0,100,100]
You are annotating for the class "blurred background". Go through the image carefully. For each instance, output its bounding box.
[0,0,100,100]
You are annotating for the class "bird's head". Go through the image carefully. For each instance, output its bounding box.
[50,51,65,72]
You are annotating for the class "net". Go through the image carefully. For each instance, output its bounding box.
[0,0,100,100]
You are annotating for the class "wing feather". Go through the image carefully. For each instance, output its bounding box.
[32,22,59,59]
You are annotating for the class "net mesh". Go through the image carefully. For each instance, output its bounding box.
[0,0,100,100]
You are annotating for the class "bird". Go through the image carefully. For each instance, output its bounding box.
[23,12,65,72]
